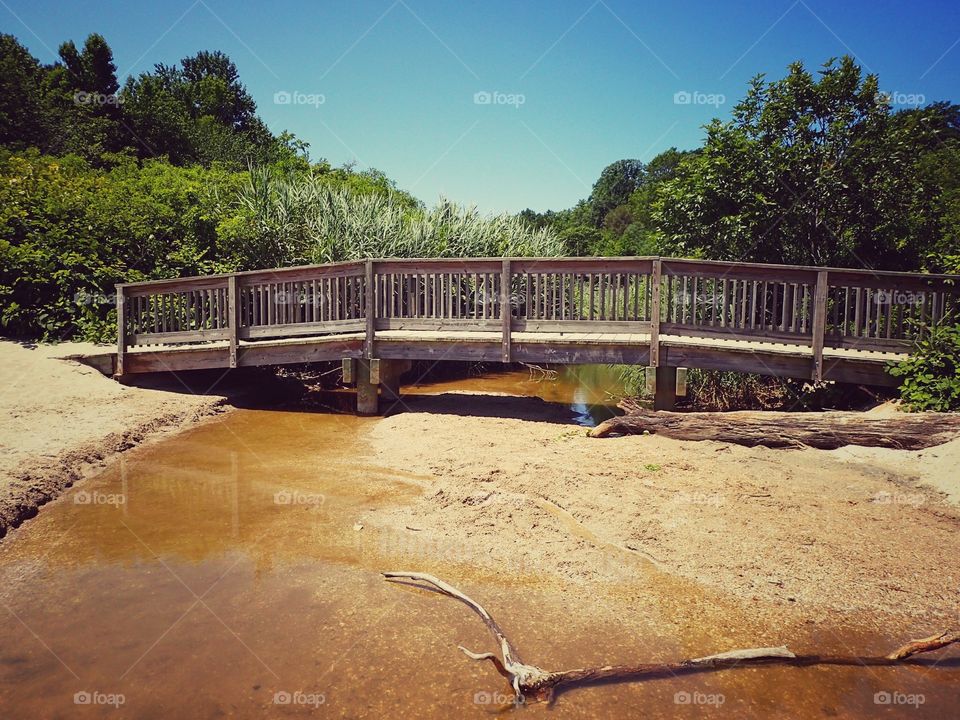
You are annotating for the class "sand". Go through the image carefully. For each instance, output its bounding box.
[367,393,960,623]
[0,339,228,537]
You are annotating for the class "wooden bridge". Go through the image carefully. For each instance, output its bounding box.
[114,257,958,413]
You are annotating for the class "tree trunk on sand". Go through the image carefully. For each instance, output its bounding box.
[587,408,960,449]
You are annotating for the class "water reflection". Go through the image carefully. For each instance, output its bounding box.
[403,364,629,427]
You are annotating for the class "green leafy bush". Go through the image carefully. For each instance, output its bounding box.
[0,150,237,341]
[888,320,960,411]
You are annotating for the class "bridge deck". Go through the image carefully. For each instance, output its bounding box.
[118,329,909,386]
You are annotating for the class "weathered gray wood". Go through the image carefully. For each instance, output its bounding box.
[365,260,375,358]
[241,319,365,339]
[115,285,126,376]
[374,318,501,331]
[811,270,828,382]
[356,359,379,415]
[130,328,231,346]
[501,259,512,362]
[513,319,651,333]
[653,366,677,411]
[228,275,239,368]
[589,408,960,450]
[658,323,812,345]
[649,259,662,367]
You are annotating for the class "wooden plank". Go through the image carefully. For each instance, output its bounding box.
[660,323,811,346]
[854,287,862,338]
[115,286,126,375]
[241,319,365,339]
[649,259,662,367]
[810,271,828,382]
[588,273,595,320]
[514,319,651,333]
[511,258,654,274]
[228,275,239,368]
[130,328,231,345]
[501,259,512,362]
[365,260,375,358]
[376,259,501,274]
[375,318,502,331]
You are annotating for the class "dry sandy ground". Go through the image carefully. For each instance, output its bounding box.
[0,339,228,537]
[367,393,960,626]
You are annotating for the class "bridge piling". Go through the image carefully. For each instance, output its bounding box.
[356,359,379,416]
[355,358,407,415]
[653,366,678,411]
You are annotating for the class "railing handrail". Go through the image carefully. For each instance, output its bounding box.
[116,256,960,291]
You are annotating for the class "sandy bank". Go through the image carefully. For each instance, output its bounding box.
[367,393,960,624]
[0,339,230,538]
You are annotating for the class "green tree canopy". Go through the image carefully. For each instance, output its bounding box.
[654,57,960,271]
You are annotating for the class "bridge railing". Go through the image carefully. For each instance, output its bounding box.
[116,257,958,377]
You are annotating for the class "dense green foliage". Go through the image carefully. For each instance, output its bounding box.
[0,150,248,340]
[0,32,287,167]
[888,320,960,411]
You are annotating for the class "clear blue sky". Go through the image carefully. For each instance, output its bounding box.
[4,0,959,213]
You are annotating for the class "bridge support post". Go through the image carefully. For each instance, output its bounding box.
[653,366,678,411]
[379,359,405,410]
[356,359,379,416]
[355,359,407,415]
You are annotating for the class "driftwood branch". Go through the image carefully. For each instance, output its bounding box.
[587,408,960,449]
[383,572,959,703]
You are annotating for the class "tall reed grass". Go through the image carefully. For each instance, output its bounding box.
[229,167,563,267]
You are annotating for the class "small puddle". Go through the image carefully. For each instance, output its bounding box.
[0,368,956,717]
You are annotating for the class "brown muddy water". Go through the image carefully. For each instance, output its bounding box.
[0,368,957,718]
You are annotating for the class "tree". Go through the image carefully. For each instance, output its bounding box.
[602,204,633,236]
[588,159,645,226]
[42,34,125,159]
[655,57,915,268]
[122,50,277,167]
[0,35,47,148]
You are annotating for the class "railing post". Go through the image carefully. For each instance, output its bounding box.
[365,259,375,359]
[811,270,828,382]
[649,258,662,367]
[227,275,239,368]
[115,284,126,376]
[501,258,512,363]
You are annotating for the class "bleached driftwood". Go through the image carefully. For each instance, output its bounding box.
[383,571,959,703]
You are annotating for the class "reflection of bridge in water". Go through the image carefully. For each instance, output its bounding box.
[113,257,959,413]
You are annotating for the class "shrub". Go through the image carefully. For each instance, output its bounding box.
[888,319,960,411]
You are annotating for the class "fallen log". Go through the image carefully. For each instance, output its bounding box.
[587,408,960,449]
[384,571,959,704]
